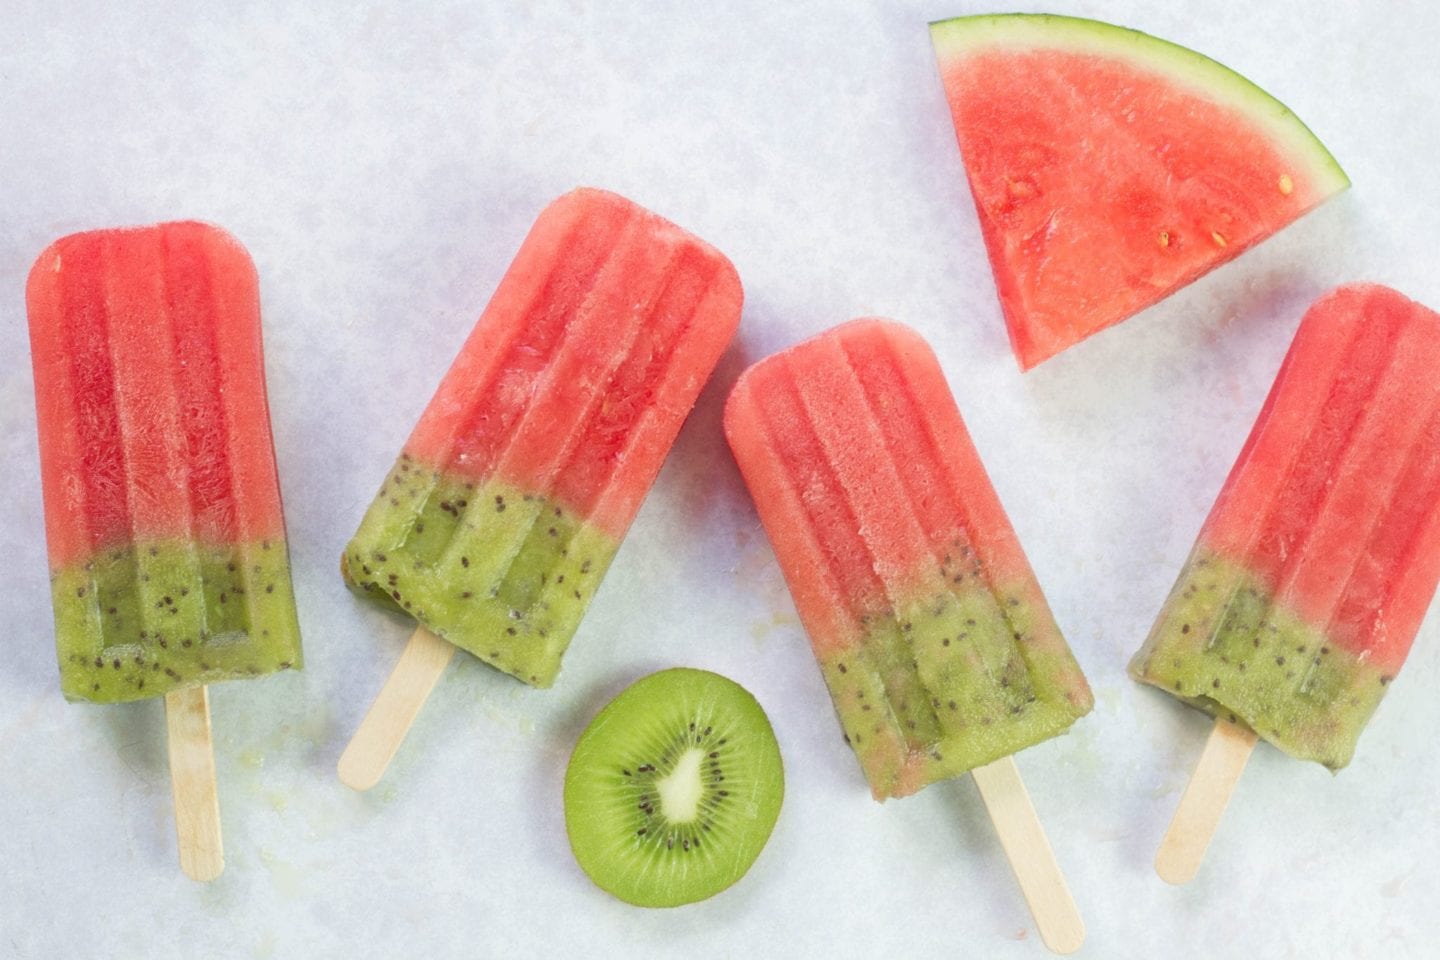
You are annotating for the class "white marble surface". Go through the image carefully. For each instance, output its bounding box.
[1,1,1437,957]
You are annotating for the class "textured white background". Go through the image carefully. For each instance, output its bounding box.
[1,1,1437,957]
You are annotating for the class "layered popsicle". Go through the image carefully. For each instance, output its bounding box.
[27,221,303,704]
[1132,283,1440,769]
[342,188,742,688]
[724,319,1092,800]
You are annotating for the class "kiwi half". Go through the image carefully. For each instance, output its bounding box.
[563,668,784,907]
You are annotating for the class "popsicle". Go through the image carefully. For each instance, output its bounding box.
[1131,283,1440,884]
[338,188,742,789]
[724,319,1091,953]
[26,221,303,880]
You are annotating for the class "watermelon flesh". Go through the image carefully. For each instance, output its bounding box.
[26,222,303,703]
[724,319,1092,799]
[1131,285,1440,769]
[930,14,1350,370]
[342,189,742,687]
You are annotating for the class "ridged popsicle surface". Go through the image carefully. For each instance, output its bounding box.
[27,222,302,703]
[1132,284,1440,768]
[725,319,1091,799]
[343,189,742,686]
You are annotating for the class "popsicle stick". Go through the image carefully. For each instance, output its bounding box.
[971,756,1085,955]
[338,626,456,791]
[1155,717,1258,885]
[164,685,224,882]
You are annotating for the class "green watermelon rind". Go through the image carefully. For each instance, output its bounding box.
[928,13,1350,196]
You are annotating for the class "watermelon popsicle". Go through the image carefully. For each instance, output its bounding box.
[724,320,1091,953]
[26,221,303,881]
[337,188,742,790]
[1132,284,1440,884]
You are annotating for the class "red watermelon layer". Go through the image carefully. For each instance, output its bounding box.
[1202,285,1440,670]
[403,188,742,539]
[27,222,286,566]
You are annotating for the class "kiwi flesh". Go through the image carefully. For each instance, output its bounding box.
[563,668,784,907]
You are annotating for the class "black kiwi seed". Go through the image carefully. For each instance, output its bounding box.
[564,668,783,908]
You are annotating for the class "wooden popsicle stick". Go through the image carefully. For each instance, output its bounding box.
[338,626,456,791]
[164,685,224,882]
[1154,716,1258,886]
[971,755,1085,955]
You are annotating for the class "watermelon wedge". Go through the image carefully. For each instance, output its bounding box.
[929,14,1350,370]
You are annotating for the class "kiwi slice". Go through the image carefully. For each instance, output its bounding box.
[563,668,784,907]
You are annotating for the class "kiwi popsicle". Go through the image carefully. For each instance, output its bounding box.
[26,221,303,879]
[725,319,1091,799]
[725,319,1089,953]
[1133,285,1440,882]
[338,188,742,788]
[27,222,303,700]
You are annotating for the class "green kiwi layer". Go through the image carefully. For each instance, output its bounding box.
[51,538,302,703]
[817,581,1091,799]
[342,454,618,687]
[1129,549,1391,770]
